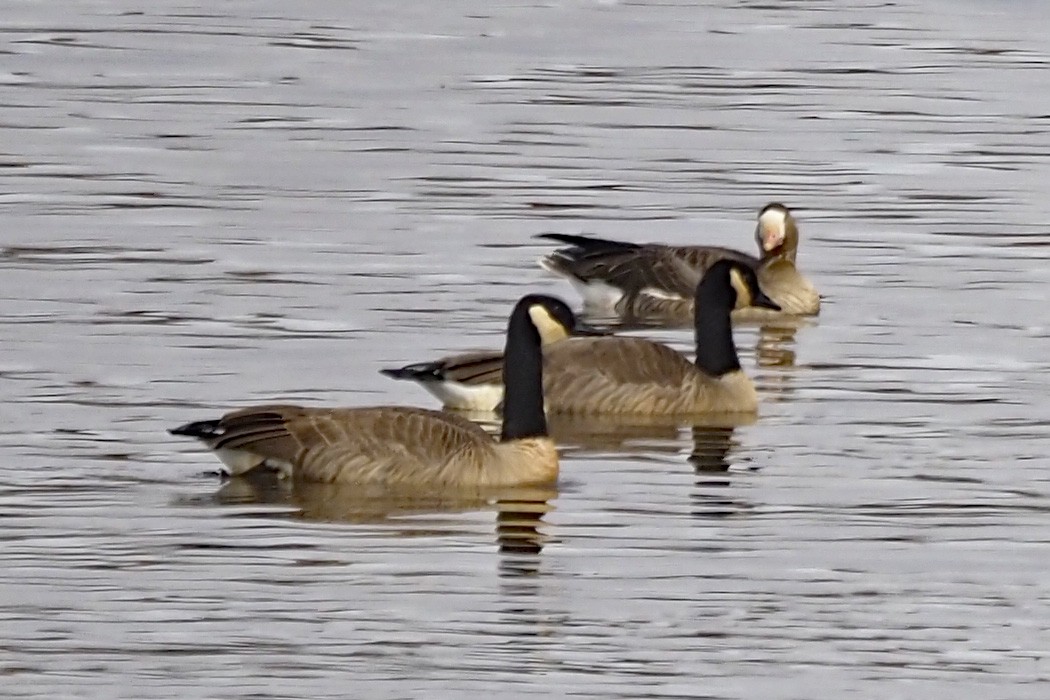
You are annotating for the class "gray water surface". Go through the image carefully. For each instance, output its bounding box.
[3,1,1050,697]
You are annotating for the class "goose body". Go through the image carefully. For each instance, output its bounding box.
[384,260,779,415]
[383,340,753,415]
[540,335,760,415]
[538,203,819,320]
[170,296,572,487]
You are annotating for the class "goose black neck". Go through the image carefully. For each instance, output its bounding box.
[693,275,741,377]
[500,304,547,442]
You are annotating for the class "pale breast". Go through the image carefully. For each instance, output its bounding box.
[490,438,559,486]
[757,261,820,316]
[681,369,758,414]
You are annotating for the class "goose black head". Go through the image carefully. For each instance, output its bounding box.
[516,294,602,343]
[698,260,781,312]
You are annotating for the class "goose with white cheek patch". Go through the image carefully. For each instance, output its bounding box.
[169,295,567,488]
[384,260,780,416]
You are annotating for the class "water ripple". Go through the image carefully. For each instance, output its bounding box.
[3,0,1050,698]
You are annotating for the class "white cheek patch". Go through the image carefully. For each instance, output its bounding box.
[529,305,570,345]
[538,256,626,309]
[728,268,751,308]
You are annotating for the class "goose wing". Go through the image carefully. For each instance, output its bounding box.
[542,337,700,413]
[539,233,757,302]
[673,244,758,274]
[208,404,497,486]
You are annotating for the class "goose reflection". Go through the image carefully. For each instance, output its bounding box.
[212,473,555,567]
[688,424,738,473]
[756,320,805,368]
[548,412,684,454]
[548,411,756,456]
[495,496,553,577]
[753,319,810,406]
[447,408,755,463]
[544,413,757,519]
[689,424,756,520]
[437,410,699,455]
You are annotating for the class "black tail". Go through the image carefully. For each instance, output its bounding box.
[169,419,224,439]
[379,362,443,382]
[536,233,641,255]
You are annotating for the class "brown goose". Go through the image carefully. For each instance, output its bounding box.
[168,295,570,488]
[538,202,819,320]
[384,260,779,415]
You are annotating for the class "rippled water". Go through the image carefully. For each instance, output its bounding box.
[4,0,1050,697]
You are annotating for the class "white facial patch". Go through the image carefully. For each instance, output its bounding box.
[528,304,571,345]
[757,208,787,252]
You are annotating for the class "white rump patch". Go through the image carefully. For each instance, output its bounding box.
[570,278,625,309]
[215,448,292,478]
[421,379,504,412]
[539,256,625,309]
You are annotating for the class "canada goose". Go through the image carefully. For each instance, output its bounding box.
[384,260,779,415]
[379,303,602,412]
[168,295,570,488]
[538,202,819,320]
[539,260,779,414]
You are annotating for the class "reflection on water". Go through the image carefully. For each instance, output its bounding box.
[548,412,733,454]
[446,408,756,456]
[214,473,553,530]
[689,425,756,520]
[754,321,804,407]
[756,322,804,369]
[6,0,1050,697]
[688,425,738,474]
[212,473,556,574]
